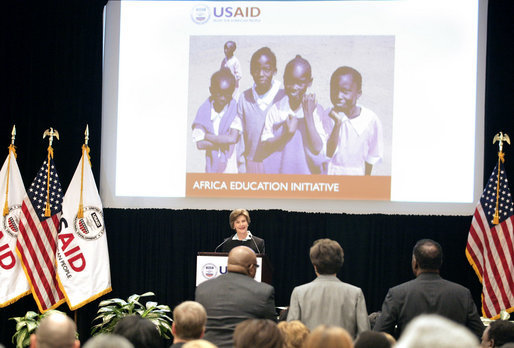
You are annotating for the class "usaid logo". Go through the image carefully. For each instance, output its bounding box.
[192,4,262,24]
[191,4,211,24]
[202,263,218,279]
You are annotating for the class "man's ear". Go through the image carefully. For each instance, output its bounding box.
[200,327,205,338]
[30,334,37,348]
[73,339,80,348]
[172,322,177,335]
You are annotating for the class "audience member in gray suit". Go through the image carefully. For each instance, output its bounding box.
[195,246,276,348]
[287,238,370,337]
[373,239,484,338]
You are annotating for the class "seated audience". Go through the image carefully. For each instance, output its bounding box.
[233,319,283,348]
[113,315,162,348]
[395,314,478,348]
[287,239,369,337]
[374,239,484,338]
[30,312,79,348]
[481,320,514,348]
[195,246,276,348]
[83,334,134,348]
[354,331,391,348]
[303,325,354,348]
[277,320,310,348]
[171,301,207,347]
[182,340,217,348]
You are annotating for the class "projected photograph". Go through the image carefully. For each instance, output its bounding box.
[102,0,483,212]
[186,35,394,200]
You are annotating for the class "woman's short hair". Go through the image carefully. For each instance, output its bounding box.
[309,239,344,274]
[277,320,310,348]
[303,325,353,348]
[233,319,283,348]
[229,209,251,229]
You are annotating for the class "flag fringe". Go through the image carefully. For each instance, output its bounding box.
[0,290,31,308]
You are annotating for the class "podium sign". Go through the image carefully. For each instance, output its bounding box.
[196,253,263,286]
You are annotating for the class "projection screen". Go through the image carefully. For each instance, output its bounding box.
[100,0,487,214]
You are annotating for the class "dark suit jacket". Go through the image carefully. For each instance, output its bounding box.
[195,271,276,348]
[373,272,484,338]
[220,234,265,254]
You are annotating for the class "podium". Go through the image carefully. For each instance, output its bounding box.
[196,252,272,286]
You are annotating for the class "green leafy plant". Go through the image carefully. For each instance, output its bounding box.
[91,291,173,339]
[10,309,65,348]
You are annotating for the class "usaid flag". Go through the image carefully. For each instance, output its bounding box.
[57,146,111,310]
[0,149,30,306]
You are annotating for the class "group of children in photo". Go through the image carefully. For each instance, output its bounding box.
[191,41,384,176]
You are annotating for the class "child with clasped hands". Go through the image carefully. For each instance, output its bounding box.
[258,55,329,174]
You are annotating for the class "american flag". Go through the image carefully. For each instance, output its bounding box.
[16,157,65,312]
[466,162,514,319]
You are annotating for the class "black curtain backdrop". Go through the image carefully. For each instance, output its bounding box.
[0,1,513,346]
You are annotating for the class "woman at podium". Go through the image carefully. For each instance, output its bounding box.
[217,209,265,254]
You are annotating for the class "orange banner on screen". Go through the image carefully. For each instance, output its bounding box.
[186,173,391,200]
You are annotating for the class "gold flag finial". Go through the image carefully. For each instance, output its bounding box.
[43,127,59,149]
[492,132,510,224]
[84,124,89,146]
[11,125,16,145]
[493,132,511,155]
[42,127,59,216]
[3,125,17,216]
[77,125,91,219]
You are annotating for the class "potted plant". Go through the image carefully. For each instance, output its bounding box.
[10,309,66,348]
[91,291,172,339]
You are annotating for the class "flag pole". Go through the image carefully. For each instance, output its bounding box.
[77,125,90,219]
[43,127,60,217]
[492,132,511,224]
[3,125,16,216]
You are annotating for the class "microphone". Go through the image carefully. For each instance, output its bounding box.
[251,236,261,254]
[215,237,231,252]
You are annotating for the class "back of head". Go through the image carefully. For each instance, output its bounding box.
[113,315,161,348]
[303,325,353,348]
[233,319,283,348]
[34,313,77,348]
[227,246,256,275]
[83,334,134,348]
[354,331,391,348]
[309,239,344,274]
[395,314,478,348]
[182,339,218,348]
[412,239,443,270]
[173,301,207,340]
[277,320,310,348]
[488,320,514,347]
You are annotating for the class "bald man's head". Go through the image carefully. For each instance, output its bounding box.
[227,246,257,277]
[31,312,79,348]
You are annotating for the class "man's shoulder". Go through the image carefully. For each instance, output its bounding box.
[389,274,470,294]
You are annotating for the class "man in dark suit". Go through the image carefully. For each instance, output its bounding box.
[373,239,484,338]
[195,246,276,348]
